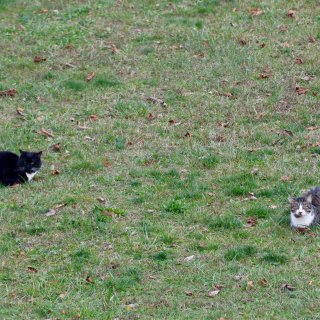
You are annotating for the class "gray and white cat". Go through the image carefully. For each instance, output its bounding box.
[289,187,320,228]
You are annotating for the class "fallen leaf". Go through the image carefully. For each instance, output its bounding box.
[280,175,292,181]
[37,115,44,121]
[86,72,96,81]
[39,127,53,138]
[0,88,17,97]
[295,86,308,95]
[17,24,25,31]
[184,255,195,262]
[65,43,74,49]
[259,278,267,287]
[246,281,254,290]
[295,226,310,233]
[59,292,67,299]
[250,8,263,16]
[16,108,25,117]
[51,143,61,152]
[126,303,138,311]
[38,8,49,13]
[260,42,266,48]
[259,73,272,79]
[222,92,233,98]
[168,119,176,125]
[147,96,167,108]
[148,275,156,279]
[306,126,320,131]
[111,43,119,54]
[85,276,94,284]
[147,113,156,120]
[97,197,106,204]
[104,160,112,167]
[282,283,295,291]
[54,203,67,209]
[295,58,304,64]
[239,38,247,45]
[127,141,133,146]
[308,35,317,43]
[251,168,259,175]
[279,25,288,32]
[34,56,47,63]
[207,289,220,297]
[287,9,296,18]
[245,218,257,227]
[185,291,193,296]
[184,132,191,138]
[27,266,38,273]
[217,122,229,128]
[71,315,81,320]
[46,209,56,217]
[89,114,99,121]
[51,169,60,175]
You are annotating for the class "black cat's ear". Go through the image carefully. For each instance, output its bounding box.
[19,149,25,155]
[37,151,43,157]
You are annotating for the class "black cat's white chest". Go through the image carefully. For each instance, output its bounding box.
[26,171,38,181]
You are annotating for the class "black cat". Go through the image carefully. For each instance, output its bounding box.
[0,150,42,186]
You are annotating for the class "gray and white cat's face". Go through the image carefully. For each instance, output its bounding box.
[289,195,313,218]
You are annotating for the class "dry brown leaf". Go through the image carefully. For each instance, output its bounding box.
[287,9,296,18]
[259,73,272,79]
[306,126,320,131]
[16,108,25,116]
[246,281,254,290]
[185,291,193,296]
[184,132,191,138]
[208,289,220,297]
[259,278,267,287]
[239,38,247,45]
[27,266,38,273]
[308,35,317,43]
[295,226,310,233]
[89,114,99,121]
[85,276,94,284]
[245,218,257,227]
[223,92,233,98]
[86,72,96,81]
[51,143,61,152]
[147,96,167,108]
[17,24,25,31]
[295,86,308,95]
[282,283,295,291]
[39,127,53,138]
[250,8,263,16]
[184,255,195,262]
[51,169,60,175]
[279,25,288,32]
[46,209,56,216]
[104,159,112,167]
[0,88,17,97]
[147,113,156,120]
[39,8,49,13]
[54,203,67,209]
[111,43,119,54]
[295,58,304,64]
[34,56,47,63]
[280,175,292,181]
[97,197,106,204]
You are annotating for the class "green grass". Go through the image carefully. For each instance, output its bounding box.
[1,0,320,319]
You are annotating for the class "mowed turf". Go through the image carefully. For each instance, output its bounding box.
[0,0,320,319]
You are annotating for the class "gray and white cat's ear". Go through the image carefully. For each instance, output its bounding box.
[306,194,312,203]
[288,196,294,203]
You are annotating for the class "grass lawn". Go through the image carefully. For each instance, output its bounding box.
[1,0,320,319]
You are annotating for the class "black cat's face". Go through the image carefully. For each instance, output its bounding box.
[18,150,42,173]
